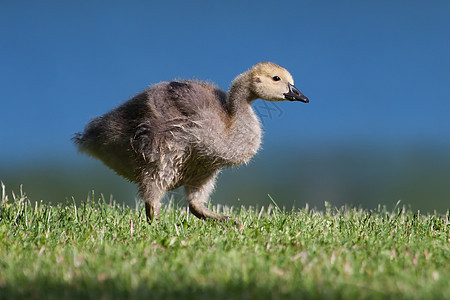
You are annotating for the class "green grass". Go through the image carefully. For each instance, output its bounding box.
[0,185,448,300]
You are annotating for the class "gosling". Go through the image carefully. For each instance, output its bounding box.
[73,62,309,223]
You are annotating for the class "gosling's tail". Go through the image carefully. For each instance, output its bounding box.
[72,131,91,154]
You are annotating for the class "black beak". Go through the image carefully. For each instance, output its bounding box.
[284,83,309,103]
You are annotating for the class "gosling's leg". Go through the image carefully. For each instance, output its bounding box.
[145,202,161,223]
[184,174,239,225]
[139,181,165,223]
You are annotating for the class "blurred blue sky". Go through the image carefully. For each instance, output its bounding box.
[1,1,449,162]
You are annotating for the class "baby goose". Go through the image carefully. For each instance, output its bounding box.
[74,62,309,223]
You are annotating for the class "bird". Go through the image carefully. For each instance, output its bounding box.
[73,62,309,224]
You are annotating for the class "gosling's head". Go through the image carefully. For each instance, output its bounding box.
[249,62,309,103]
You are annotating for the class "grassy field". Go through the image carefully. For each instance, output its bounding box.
[0,185,448,299]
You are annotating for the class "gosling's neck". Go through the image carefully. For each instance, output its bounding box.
[227,71,258,116]
[220,71,262,162]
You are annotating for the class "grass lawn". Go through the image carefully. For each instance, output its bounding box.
[0,185,448,299]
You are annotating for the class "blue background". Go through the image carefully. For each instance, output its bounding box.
[1,1,449,212]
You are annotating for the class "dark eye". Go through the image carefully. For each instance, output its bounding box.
[272,76,281,81]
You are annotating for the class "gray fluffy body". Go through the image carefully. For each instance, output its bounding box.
[73,62,308,223]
